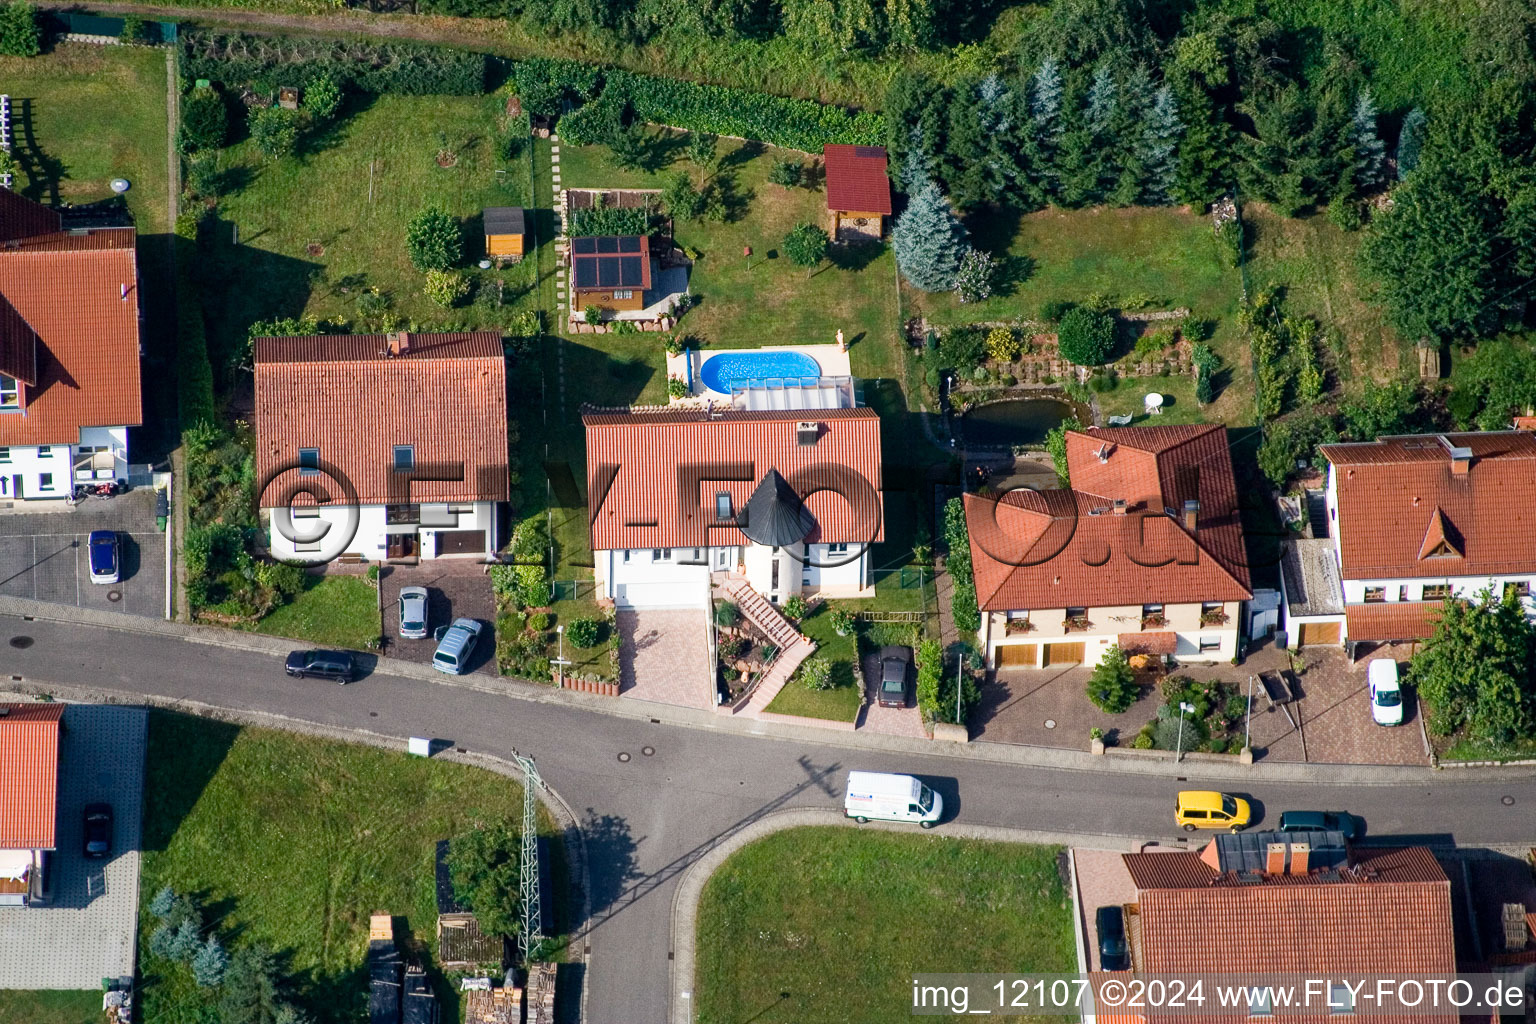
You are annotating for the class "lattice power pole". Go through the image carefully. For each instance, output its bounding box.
[513,751,545,961]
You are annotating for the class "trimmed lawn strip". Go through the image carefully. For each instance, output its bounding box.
[695,827,1074,1024]
[764,603,861,722]
[251,574,380,649]
[0,991,102,1024]
[139,711,569,1024]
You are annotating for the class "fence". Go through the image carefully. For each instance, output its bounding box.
[48,12,178,44]
[549,579,595,602]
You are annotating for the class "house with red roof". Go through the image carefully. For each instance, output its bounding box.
[963,424,1251,670]
[823,145,892,242]
[1287,431,1536,651]
[254,331,510,562]
[0,190,142,502]
[583,407,883,609]
[0,703,66,907]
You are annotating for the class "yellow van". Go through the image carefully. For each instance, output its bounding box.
[1175,790,1252,832]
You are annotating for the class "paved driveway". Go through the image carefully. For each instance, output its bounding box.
[0,704,146,988]
[378,563,496,673]
[855,648,927,738]
[618,609,713,709]
[1252,647,1428,766]
[0,493,166,618]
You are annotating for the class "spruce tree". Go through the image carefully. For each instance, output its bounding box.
[1396,107,1426,180]
[1349,88,1386,190]
[1139,85,1183,205]
[1108,63,1154,206]
[169,918,203,962]
[193,936,229,988]
[893,175,970,292]
[1082,63,1120,202]
[1024,56,1065,203]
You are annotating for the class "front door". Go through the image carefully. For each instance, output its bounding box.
[712,547,731,571]
[386,533,419,560]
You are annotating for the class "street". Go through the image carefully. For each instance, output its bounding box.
[5,610,1535,1024]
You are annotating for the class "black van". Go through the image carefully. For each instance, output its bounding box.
[285,650,356,683]
[1096,905,1129,971]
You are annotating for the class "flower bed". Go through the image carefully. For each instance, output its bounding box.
[1128,676,1248,754]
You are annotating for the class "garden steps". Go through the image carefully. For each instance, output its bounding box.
[718,579,817,716]
[742,636,815,716]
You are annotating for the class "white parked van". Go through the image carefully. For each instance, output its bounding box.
[844,771,943,828]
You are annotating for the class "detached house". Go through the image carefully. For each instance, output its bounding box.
[0,190,142,501]
[0,703,65,907]
[1284,431,1536,650]
[583,407,883,609]
[965,424,1251,670]
[255,332,509,562]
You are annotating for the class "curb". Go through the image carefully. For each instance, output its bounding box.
[8,594,1536,787]
[667,808,1142,1024]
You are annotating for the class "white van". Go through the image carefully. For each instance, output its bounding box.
[844,771,943,828]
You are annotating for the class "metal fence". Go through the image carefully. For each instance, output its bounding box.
[549,579,596,603]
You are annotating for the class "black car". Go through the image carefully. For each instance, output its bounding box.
[284,649,356,684]
[82,803,113,859]
[1277,810,1361,841]
[1096,905,1129,971]
[877,645,912,708]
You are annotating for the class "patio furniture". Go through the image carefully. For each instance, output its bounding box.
[1144,392,1164,415]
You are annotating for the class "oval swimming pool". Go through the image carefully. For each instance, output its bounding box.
[700,350,821,393]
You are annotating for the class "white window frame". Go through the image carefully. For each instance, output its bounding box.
[0,374,17,408]
[715,492,732,520]
[826,542,849,555]
[613,289,634,300]
[299,448,320,475]
[1199,635,1221,652]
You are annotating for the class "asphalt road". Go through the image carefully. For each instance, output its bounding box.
[6,612,1535,1024]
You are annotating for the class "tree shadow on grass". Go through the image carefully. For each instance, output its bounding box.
[141,711,241,852]
[827,241,885,273]
[994,253,1037,297]
[718,139,765,172]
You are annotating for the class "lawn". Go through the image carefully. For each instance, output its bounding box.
[252,574,380,648]
[202,89,541,374]
[695,827,1075,1024]
[0,991,102,1024]
[764,602,863,722]
[138,711,568,1024]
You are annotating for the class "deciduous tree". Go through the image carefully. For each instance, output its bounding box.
[447,821,524,938]
[1411,587,1536,745]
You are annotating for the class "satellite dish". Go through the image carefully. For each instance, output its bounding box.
[110,178,130,194]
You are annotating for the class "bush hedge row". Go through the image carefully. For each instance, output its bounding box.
[180,31,486,95]
[173,213,216,430]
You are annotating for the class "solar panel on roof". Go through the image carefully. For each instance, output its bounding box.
[618,236,642,252]
[575,262,597,287]
[853,145,885,158]
[619,256,643,285]
[597,261,617,286]
[571,237,596,254]
[596,236,620,253]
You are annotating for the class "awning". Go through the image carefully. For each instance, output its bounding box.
[1118,631,1177,656]
[1344,602,1445,643]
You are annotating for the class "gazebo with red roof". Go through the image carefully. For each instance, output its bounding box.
[823,144,892,242]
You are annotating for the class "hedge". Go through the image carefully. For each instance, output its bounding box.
[173,212,216,430]
[180,31,486,96]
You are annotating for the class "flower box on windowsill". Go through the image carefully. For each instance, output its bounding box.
[1005,619,1036,635]
[1200,609,1229,626]
[1063,617,1093,633]
[1141,614,1166,629]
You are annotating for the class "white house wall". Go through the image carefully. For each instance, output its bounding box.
[264,502,496,561]
[602,548,710,608]
[0,443,71,500]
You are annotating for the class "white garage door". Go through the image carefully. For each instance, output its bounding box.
[614,582,706,609]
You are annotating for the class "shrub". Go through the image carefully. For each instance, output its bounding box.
[423,269,469,307]
[406,207,461,272]
[830,607,855,635]
[782,595,807,621]
[1216,217,1245,268]
[169,918,203,962]
[569,204,650,237]
[955,247,1000,304]
[938,325,986,371]
[1183,317,1214,342]
[799,657,832,690]
[718,636,746,660]
[511,56,602,116]
[514,564,549,607]
[180,30,487,96]
[714,601,739,627]
[185,153,221,199]
[0,0,39,58]
[768,159,803,187]
[567,617,601,648]
[526,611,552,631]
[556,84,627,145]
[985,327,1020,363]
[1131,726,1155,750]
[1326,195,1363,232]
[489,564,516,600]
[1057,307,1116,365]
[915,638,943,716]
[303,73,343,122]
[1085,646,1138,713]
[1038,299,1075,322]
[662,172,705,221]
[248,107,300,161]
[667,378,688,399]
[1207,736,1229,754]
[446,821,524,939]
[782,222,828,275]
[179,87,228,152]
[582,303,605,324]
[150,885,179,919]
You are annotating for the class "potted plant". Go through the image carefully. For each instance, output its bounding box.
[1064,615,1092,632]
[1090,726,1105,756]
[1200,608,1229,626]
[1141,612,1166,629]
[829,607,855,636]
[1005,619,1035,635]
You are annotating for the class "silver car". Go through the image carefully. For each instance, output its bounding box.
[398,586,430,639]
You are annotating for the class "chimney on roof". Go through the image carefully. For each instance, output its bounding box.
[1113,499,1128,516]
[1265,842,1286,876]
[386,331,411,357]
[1289,842,1310,876]
[1437,434,1473,475]
[1182,499,1199,532]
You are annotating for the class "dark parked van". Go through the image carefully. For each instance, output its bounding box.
[285,650,356,683]
[1096,905,1129,971]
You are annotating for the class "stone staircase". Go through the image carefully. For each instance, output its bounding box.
[720,580,816,716]
[1305,489,1329,539]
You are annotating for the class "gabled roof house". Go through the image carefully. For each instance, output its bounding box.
[583,407,883,609]
[0,190,142,501]
[0,703,66,906]
[965,424,1251,669]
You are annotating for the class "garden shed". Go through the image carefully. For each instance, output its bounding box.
[823,144,892,242]
[483,207,526,264]
[570,234,652,313]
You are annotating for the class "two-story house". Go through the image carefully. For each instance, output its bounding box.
[583,406,883,609]
[0,190,142,501]
[254,332,510,562]
[964,424,1251,670]
[0,703,65,907]
[1287,431,1536,652]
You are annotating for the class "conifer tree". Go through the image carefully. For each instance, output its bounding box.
[1023,56,1065,203]
[893,174,970,291]
[1396,107,1426,180]
[1349,88,1386,190]
[1139,85,1183,205]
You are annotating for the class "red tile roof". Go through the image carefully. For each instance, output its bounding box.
[1322,432,1536,579]
[0,703,65,850]
[823,145,893,216]
[0,189,62,243]
[583,407,883,551]
[964,425,1252,611]
[254,333,510,507]
[1118,631,1177,655]
[1345,601,1446,642]
[0,233,142,446]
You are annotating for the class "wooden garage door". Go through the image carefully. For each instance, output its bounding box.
[997,643,1036,668]
[436,530,488,555]
[1043,642,1085,667]
[1297,622,1341,647]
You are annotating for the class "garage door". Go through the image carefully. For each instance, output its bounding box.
[435,530,488,555]
[614,582,706,609]
[1043,642,1085,667]
[996,643,1037,668]
[1297,622,1341,647]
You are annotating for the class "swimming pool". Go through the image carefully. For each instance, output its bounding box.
[699,350,822,393]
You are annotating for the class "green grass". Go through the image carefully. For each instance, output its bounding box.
[695,827,1075,1024]
[1093,372,1209,426]
[764,602,862,722]
[0,991,103,1024]
[138,711,568,1024]
[1438,735,1536,762]
[204,90,540,373]
[252,575,380,648]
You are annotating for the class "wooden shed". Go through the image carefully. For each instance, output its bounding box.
[483,207,526,263]
[570,235,652,314]
[824,144,893,242]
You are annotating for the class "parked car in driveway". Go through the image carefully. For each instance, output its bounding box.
[82,803,113,859]
[87,530,120,584]
[432,618,483,675]
[1096,905,1129,971]
[877,645,911,708]
[284,650,356,683]
[398,586,430,639]
[1367,659,1404,726]
[1278,810,1361,841]
[1175,790,1252,832]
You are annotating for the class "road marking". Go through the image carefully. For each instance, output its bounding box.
[31,536,36,600]
[74,537,80,606]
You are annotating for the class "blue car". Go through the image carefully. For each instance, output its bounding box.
[87,530,119,584]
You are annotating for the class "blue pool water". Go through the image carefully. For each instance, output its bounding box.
[699,350,822,393]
